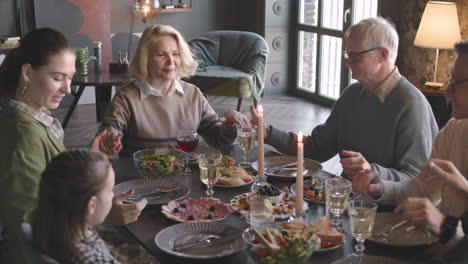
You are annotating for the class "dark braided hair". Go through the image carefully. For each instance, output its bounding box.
[32,149,111,264]
[0,28,73,96]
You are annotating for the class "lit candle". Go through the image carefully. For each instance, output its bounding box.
[257,105,264,181]
[296,131,304,217]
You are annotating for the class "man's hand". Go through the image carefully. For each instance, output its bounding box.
[340,150,372,179]
[105,190,147,225]
[394,197,445,235]
[352,168,383,197]
[217,110,251,128]
[90,130,122,158]
[418,159,468,195]
[249,105,270,140]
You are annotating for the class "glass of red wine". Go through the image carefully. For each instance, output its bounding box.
[177,130,199,173]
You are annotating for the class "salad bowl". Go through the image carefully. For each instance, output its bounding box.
[133,148,183,178]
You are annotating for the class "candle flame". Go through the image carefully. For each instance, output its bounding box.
[298,131,303,143]
[257,104,263,113]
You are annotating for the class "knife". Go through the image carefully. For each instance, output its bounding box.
[173,233,241,251]
[129,187,182,199]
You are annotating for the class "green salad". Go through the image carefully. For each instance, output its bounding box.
[138,153,182,178]
[248,222,316,264]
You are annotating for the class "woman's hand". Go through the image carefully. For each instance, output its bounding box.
[249,105,270,140]
[217,110,251,128]
[90,130,122,158]
[394,197,445,235]
[105,190,148,225]
[418,159,468,195]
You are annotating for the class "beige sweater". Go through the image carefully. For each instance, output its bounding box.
[101,80,235,154]
[378,118,468,220]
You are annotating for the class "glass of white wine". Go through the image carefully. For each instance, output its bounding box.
[325,178,352,231]
[348,200,377,255]
[249,194,274,227]
[197,153,222,199]
[236,127,256,168]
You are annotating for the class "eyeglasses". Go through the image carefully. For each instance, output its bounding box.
[443,78,468,91]
[343,47,380,63]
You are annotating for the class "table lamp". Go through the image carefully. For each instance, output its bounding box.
[414,1,461,88]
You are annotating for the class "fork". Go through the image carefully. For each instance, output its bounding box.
[374,220,407,239]
[384,225,417,242]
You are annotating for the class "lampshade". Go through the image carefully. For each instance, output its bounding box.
[133,0,160,23]
[414,1,461,49]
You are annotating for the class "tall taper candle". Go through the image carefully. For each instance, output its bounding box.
[296,131,304,217]
[257,105,264,181]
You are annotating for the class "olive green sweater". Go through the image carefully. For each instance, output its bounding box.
[0,103,64,231]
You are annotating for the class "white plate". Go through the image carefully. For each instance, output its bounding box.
[252,156,322,179]
[315,243,342,253]
[113,179,189,205]
[161,198,234,223]
[214,178,254,188]
[368,212,439,247]
[230,192,308,220]
[155,222,244,259]
[332,255,410,264]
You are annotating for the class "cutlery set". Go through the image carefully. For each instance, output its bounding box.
[373,220,420,242]
[172,233,241,251]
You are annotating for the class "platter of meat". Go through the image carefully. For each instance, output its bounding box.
[162,197,234,223]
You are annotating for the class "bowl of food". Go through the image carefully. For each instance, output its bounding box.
[242,221,317,264]
[133,148,183,178]
[257,184,283,204]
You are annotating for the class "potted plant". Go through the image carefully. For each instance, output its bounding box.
[75,47,96,76]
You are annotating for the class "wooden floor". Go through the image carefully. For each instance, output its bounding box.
[51,95,342,173]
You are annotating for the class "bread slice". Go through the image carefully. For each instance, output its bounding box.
[216,176,245,186]
[310,214,346,245]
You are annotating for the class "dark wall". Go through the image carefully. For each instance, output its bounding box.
[110,0,246,40]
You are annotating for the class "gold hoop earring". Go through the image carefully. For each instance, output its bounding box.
[22,82,29,96]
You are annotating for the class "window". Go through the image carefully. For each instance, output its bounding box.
[295,0,379,104]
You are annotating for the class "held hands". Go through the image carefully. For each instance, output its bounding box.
[249,105,270,141]
[418,159,468,195]
[340,150,372,179]
[90,130,122,158]
[217,110,251,128]
[394,197,445,235]
[352,168,383,197]
[105,190,148,225]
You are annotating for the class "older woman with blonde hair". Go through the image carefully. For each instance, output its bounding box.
[99,24,250,154]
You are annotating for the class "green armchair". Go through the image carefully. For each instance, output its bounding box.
[187,31,269,111]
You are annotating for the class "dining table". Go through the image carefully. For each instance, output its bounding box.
[111,144,456,264]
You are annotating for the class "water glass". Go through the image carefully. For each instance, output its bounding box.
[348,200,377,255]
[197,153,222,199]
[236,127,256,168]
[249,194,274,227]
[324,178,352,231]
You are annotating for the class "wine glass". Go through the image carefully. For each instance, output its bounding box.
[197,153,222,199]
[324,178,352,231]
[348,200,377,256]
[249,194,274,227]
[236,127,256,168]
[177,130,199,174]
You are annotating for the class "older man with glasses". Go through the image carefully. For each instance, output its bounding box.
[353,41,468,257]
[251,17,438,186]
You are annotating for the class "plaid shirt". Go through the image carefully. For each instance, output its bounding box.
[71,229,120,264]
[8,99,64,142]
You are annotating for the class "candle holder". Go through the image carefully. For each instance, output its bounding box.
[251,174,268,193]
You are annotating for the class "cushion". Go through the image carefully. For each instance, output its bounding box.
[188,37,219,68]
